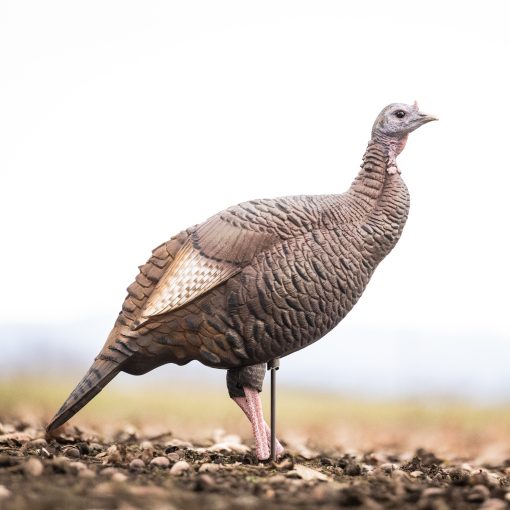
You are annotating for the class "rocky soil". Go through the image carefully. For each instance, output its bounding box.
[2,420,510,510]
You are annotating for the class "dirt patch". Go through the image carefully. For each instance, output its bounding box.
[1,420,510,510]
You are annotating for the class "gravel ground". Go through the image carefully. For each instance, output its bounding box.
[1,420,510,510]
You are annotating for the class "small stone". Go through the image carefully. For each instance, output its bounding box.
[165,438,193,449]
[449,468,470,486]
[112,472,128,482]
[89,443,103,453]
[480,499,507,510]
[195,474,215,491]
[78,469,96,478]
[345,461,362,476]
[69,461,87,474]
[64,447,80,459]
[505,491,510,502]
[23,457,44,477]
[361,464,374,474]
[486,473,501,487]
[141,440,154,463]
[470,470,490,486]
[380,462,397,473]
[76,442,91,456]
[199,463,220,473]
[105,445,122,464]
[28,438,48,448]
[410,470,424,478]
[467,484,491,503]
[40,447,52,459]
[275,457,293,470]
[392,469,411,482]
[208,442,250,454]
[129,459,145,470]
[290,464,329,482]
[101,467,119,477]
[170,460,190,475]
[166,452,182,462]
[52,456,71,473]
[150,456,170,468]
[0,485,11,499]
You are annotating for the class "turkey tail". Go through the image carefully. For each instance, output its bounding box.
[46,358,120,432]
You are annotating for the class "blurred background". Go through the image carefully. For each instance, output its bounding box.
[1,1,510,453]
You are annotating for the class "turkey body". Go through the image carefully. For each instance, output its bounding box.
[46,101,435,457]
[107,141,410,375]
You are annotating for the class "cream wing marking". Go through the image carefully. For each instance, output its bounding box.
[136,214,277,326]
[139,240,240,322]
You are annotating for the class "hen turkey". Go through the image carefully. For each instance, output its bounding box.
[47,102,437,460]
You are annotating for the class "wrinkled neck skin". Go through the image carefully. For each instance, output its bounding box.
[345,135,410,221]
[371,131,408,158]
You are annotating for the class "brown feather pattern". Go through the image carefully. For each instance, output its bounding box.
[90,140,410,375]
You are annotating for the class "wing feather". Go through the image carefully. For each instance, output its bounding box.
[136,214,277,326]
[139,241,239,322]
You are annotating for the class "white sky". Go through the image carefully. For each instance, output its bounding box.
[1,0,509,342]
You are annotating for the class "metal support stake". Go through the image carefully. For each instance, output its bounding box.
[267,358,280,461]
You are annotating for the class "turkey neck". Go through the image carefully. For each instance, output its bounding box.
[348,140,401,202]
[341,139,410,256]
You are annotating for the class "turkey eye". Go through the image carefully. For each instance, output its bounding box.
[394,110,406,119]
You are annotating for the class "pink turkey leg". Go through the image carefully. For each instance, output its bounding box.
[234,396,284,456]
[243,387,269,460]
[233,396,284,457]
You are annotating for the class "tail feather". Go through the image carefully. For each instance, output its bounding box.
[46,358,120,432]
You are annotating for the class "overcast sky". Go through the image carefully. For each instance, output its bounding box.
[1,2,509,357]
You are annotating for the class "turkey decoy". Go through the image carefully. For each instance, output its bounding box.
[47,102,437,460]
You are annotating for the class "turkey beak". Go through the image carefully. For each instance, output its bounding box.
[417,111,439,124]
